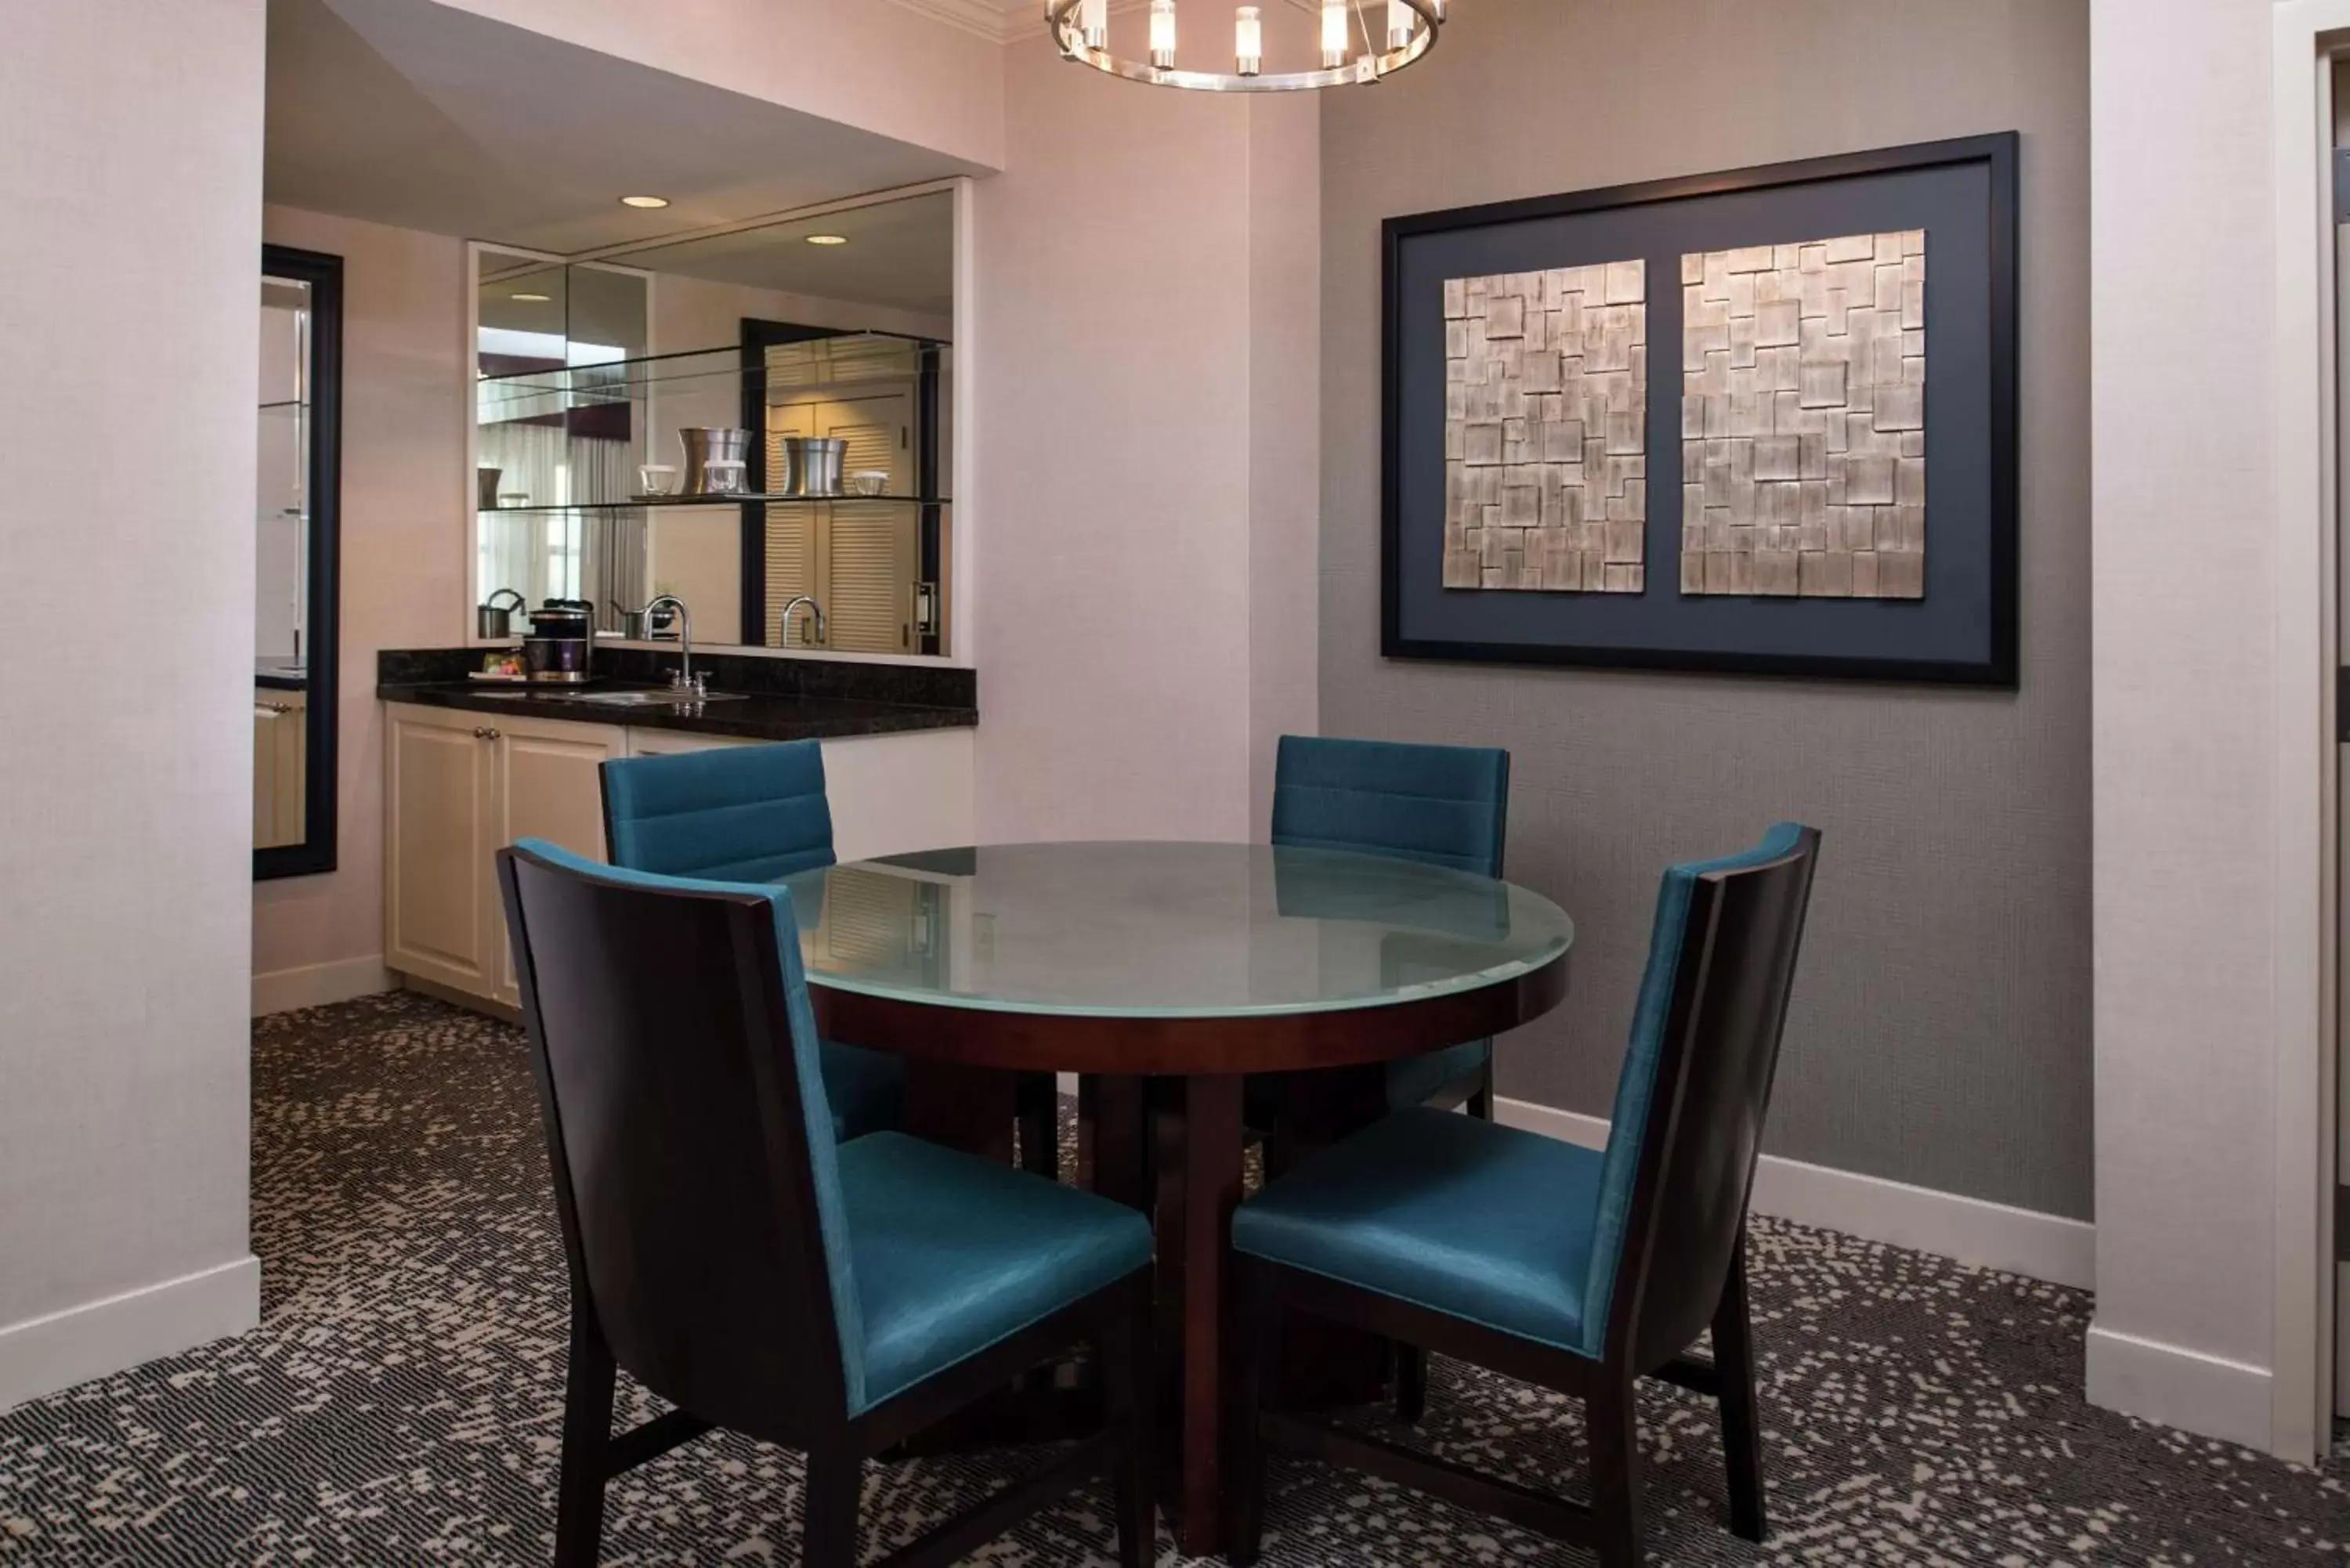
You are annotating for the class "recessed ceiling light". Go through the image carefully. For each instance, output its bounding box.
[510,291,551,302]
[805,233,849,246]
[619,194,670,209]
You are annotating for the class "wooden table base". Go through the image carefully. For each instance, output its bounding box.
[905,1061,1397,1557]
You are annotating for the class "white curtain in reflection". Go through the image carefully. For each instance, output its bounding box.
[475,427,642,620]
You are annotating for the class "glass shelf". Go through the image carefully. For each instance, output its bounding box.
[479,493,952,513]
[476,332,942,401]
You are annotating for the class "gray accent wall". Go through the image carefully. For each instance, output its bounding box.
[1318,0,2091,1219]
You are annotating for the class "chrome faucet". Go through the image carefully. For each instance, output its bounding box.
[642,594,702,695]
[778,594,826,648]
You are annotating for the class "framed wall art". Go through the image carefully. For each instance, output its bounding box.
[1381,133,2019,685]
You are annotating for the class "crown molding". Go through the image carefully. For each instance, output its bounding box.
[884,0,1025,44]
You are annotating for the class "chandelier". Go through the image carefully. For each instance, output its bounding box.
[1048,0,1444,92]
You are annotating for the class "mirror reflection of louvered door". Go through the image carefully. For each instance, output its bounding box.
[763,391,918,652]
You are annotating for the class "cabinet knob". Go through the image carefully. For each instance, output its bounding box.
[486,728,502,741]
[472,726,486,739]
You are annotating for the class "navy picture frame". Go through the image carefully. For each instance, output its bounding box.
[1380,134,2019,686]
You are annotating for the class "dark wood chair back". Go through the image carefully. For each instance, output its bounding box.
[1605,825,1821,1371]
[497,838,851,1440]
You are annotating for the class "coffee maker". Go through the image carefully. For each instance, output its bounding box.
[521,599,595,683]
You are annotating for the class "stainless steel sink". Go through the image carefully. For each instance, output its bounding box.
[454,686,747,708]
[562,688,747,708]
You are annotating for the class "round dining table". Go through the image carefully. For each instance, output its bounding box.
[776,840,1574,1555]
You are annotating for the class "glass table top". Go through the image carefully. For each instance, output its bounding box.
[772,841,1572,1019]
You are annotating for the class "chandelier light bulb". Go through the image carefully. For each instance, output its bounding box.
[1321,0,1349,68]
[1234,5,1261,74]
[1150,0,1177,68]
[1044,0,1439,92]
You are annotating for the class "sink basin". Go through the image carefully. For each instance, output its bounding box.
[562,688,747,708]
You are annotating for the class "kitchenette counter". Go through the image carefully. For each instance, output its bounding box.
[375,644,978,746]
[377,682,976,742]
[378,645,976,1012]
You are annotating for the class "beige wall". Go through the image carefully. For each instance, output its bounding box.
[1318,0,2093,1217]
[2086,0,2281,1449]
[0,0,267,1409]
[970,43,1318,844]
[252,205,470,995]
[1248,99,1325,831]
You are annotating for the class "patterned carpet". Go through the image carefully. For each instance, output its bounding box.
[0,992,2344,1566]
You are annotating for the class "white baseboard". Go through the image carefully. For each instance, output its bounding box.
[0,1254,260,1414]
[1494,1096,2097,1291]
[2084,1321,2275,1451]
[251,955,396,1017]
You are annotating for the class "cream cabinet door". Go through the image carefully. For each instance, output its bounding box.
[385,705,495,996]
[255,687,308,849]
[254,703,280,845]
[486,714,624,1006]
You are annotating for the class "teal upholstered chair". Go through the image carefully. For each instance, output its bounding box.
[600,742,902,1143]
[1267,733,1511,1118]
[1227,825,1822,1568]
[1260,733,1512,1418]
[497,839,1156,1568]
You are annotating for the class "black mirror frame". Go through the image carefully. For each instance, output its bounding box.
[257,243,342,880]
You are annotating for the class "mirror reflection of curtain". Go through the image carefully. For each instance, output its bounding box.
[474,428,640,618]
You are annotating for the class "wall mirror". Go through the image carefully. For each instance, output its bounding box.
[255,245,341,880]
[470,186,956,661]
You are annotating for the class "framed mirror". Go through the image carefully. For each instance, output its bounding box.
[255,244,341,880]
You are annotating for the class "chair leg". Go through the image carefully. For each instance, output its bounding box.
[1713,1231,1767,1542]
[801,1441,862,1568]
[553,1325,616,1568]
[1101,1278,1158,1568]
[1585,1379,1645,1568]
[1225,1259,1281,1565]
[1394,1343,1426,1424]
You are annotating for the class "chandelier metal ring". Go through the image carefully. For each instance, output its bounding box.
[1047,0,1444,92]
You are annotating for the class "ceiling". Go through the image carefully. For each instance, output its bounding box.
[265,0,982,255]
[612,192,955,319]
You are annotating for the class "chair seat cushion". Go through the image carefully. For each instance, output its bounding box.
[1231,1107,1603,1355]
[840,1133,1153,1411]
[819,1039,903,1143]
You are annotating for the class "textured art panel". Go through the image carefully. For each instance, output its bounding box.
[1679,232,1925,598]
[1442,262,1647,592]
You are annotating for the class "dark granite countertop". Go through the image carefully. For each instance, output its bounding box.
[378,683,975,742]
[255,660,306,692]
[377,645,976,743]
